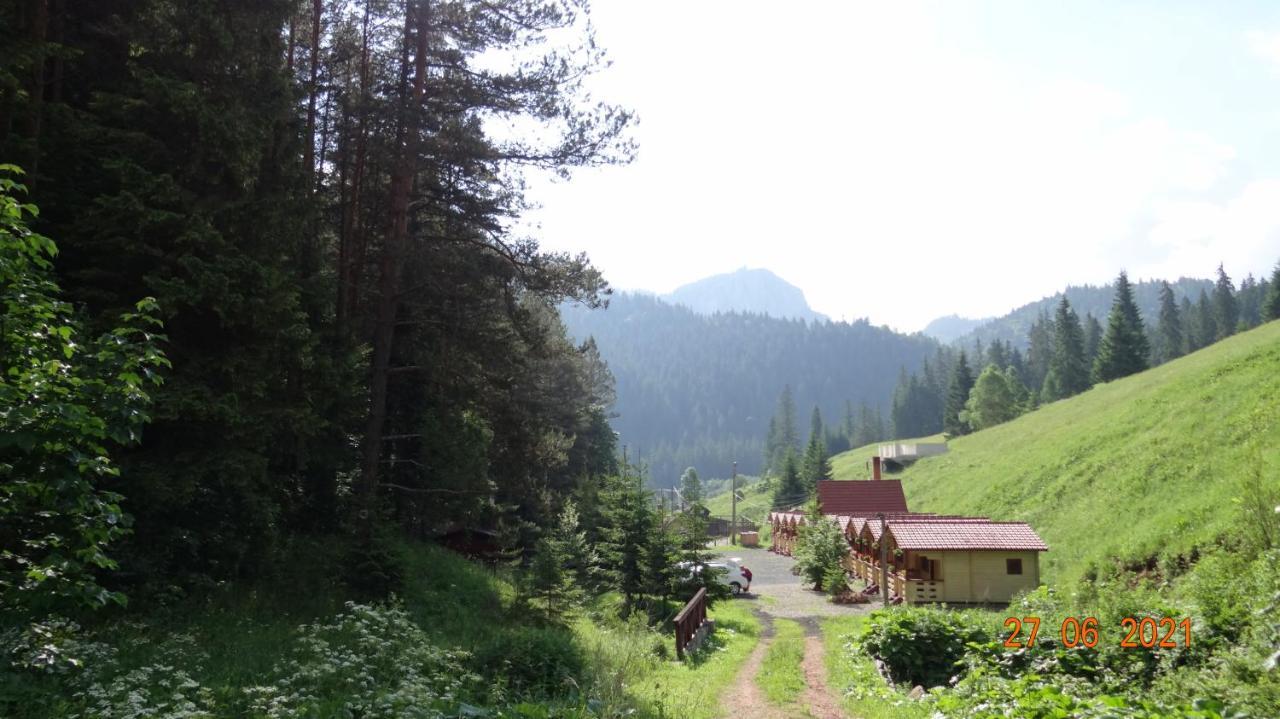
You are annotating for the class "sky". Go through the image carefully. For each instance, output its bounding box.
[520,0,1280,332]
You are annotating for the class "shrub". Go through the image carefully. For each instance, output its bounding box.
[247,602,474,718]
[858,607,987,688]
[472,626,585,700]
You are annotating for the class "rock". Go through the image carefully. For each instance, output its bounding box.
[908,685,925,700]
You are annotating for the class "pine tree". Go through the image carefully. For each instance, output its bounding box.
[1179,296,1196,353]
[1238,274,1262,329]
[1043,297,1090,400]
[599,473,656,615]
[772,449,806,510]
[1267,261,1280,321]
[1093,271,1150,382]
[1193,289,1216,350]
[1026,310,1055,390]
[1155,281,1183,364]
[1083,313,1103,368]
[944,352,974,437]
[1212,264,1238,341]
[680,467,703,506]
[801,407,833,491]
[527,536,577,623]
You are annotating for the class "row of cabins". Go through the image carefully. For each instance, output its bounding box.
[768,463,1048,604]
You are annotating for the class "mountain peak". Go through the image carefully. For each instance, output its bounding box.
[663,268,827,322]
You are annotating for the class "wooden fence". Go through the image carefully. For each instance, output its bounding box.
[673,587,708,659]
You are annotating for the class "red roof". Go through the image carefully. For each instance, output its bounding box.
[816,480,908,515]
[886,521,1048,551]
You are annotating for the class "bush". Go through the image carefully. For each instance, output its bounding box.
[472,626,585,700]
[246,602,474,718]
[859,607,987,688]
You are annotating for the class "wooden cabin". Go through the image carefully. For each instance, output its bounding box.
[858,519,1047,604]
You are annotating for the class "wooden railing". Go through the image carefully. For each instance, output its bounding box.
[673,587,708,659]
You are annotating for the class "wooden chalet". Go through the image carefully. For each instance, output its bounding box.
[767,456,1049,604]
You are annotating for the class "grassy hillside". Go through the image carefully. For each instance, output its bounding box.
[830,321,1280,585]
[5,541,760,718]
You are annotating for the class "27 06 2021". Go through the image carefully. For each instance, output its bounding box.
[1003,616,1193,649]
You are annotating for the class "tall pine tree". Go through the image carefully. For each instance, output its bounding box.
[1155,281,1183,364]
[1212,264,1238,340]
[1267,260,1280,321]
[943,352,974,437]
[1093,271,1150,383]
[1042,297,1090,401]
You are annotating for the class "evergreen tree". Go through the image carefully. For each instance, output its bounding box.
[801,407,833,491]
[1082,313,1103,368]
[1043,297,1090,401]
[1267,261,1280,321]
[963,365,1021,430]
[1193,289,1216,350]
[772,449,806,510]
[599,473,655,615]
[1155,281,1184,364]
[794,501,847,592]
[1026,310,1055,390]
[1238,274,1262,329]
[679,467,703,506]
[527,536,577,623]
[645,518,683,608]
[1093,271,1150,383]
[554,502,600,592]
[944,352,975,437]
[1212,264,1238,341]
[841,400,856,446]
[765,385,800,474]
[1179,296,1196,353]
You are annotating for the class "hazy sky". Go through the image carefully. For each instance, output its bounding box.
[522,1,1280,332]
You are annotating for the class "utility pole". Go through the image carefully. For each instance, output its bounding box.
[878,512,889,608]
[730,461,738,546]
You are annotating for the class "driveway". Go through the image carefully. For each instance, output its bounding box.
[714,546,876,618]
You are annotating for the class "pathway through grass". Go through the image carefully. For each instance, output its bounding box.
[720,610,847,719]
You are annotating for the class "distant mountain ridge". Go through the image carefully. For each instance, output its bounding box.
[921,315,988,342]
[663,268,828,322]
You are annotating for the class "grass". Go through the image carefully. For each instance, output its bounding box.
[619,599,761,719]
[830,434,945,481]
[704,477,775,523]
[757,618,806,706]
[11,540,765,719]
[829,320,1280,586]
[820,615,932,719]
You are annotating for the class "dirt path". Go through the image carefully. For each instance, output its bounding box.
[719,612,848,719]
[720,611,781,719]
[797,619,845,719]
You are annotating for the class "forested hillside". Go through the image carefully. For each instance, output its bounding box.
[561,292,939,484]
[950,277,1216,351]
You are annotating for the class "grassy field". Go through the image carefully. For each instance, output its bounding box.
[829,320,1280,586]
[757,618,806,706]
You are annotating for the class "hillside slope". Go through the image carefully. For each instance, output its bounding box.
[831,321,1280,585]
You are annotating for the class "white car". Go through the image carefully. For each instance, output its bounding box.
[679,557,753,594]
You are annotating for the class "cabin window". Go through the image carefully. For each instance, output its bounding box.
[1006,558,1023,575]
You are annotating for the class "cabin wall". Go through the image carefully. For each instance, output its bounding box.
[935,550,1040,603]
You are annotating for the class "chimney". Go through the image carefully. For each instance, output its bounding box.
[872,456,882,481]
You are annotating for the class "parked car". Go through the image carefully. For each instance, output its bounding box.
[679,557,753,594]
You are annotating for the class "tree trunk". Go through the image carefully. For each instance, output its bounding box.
[358,0,429,510]
[337,2,372,336]
[303,0,321,188]
[24,0,49,184]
